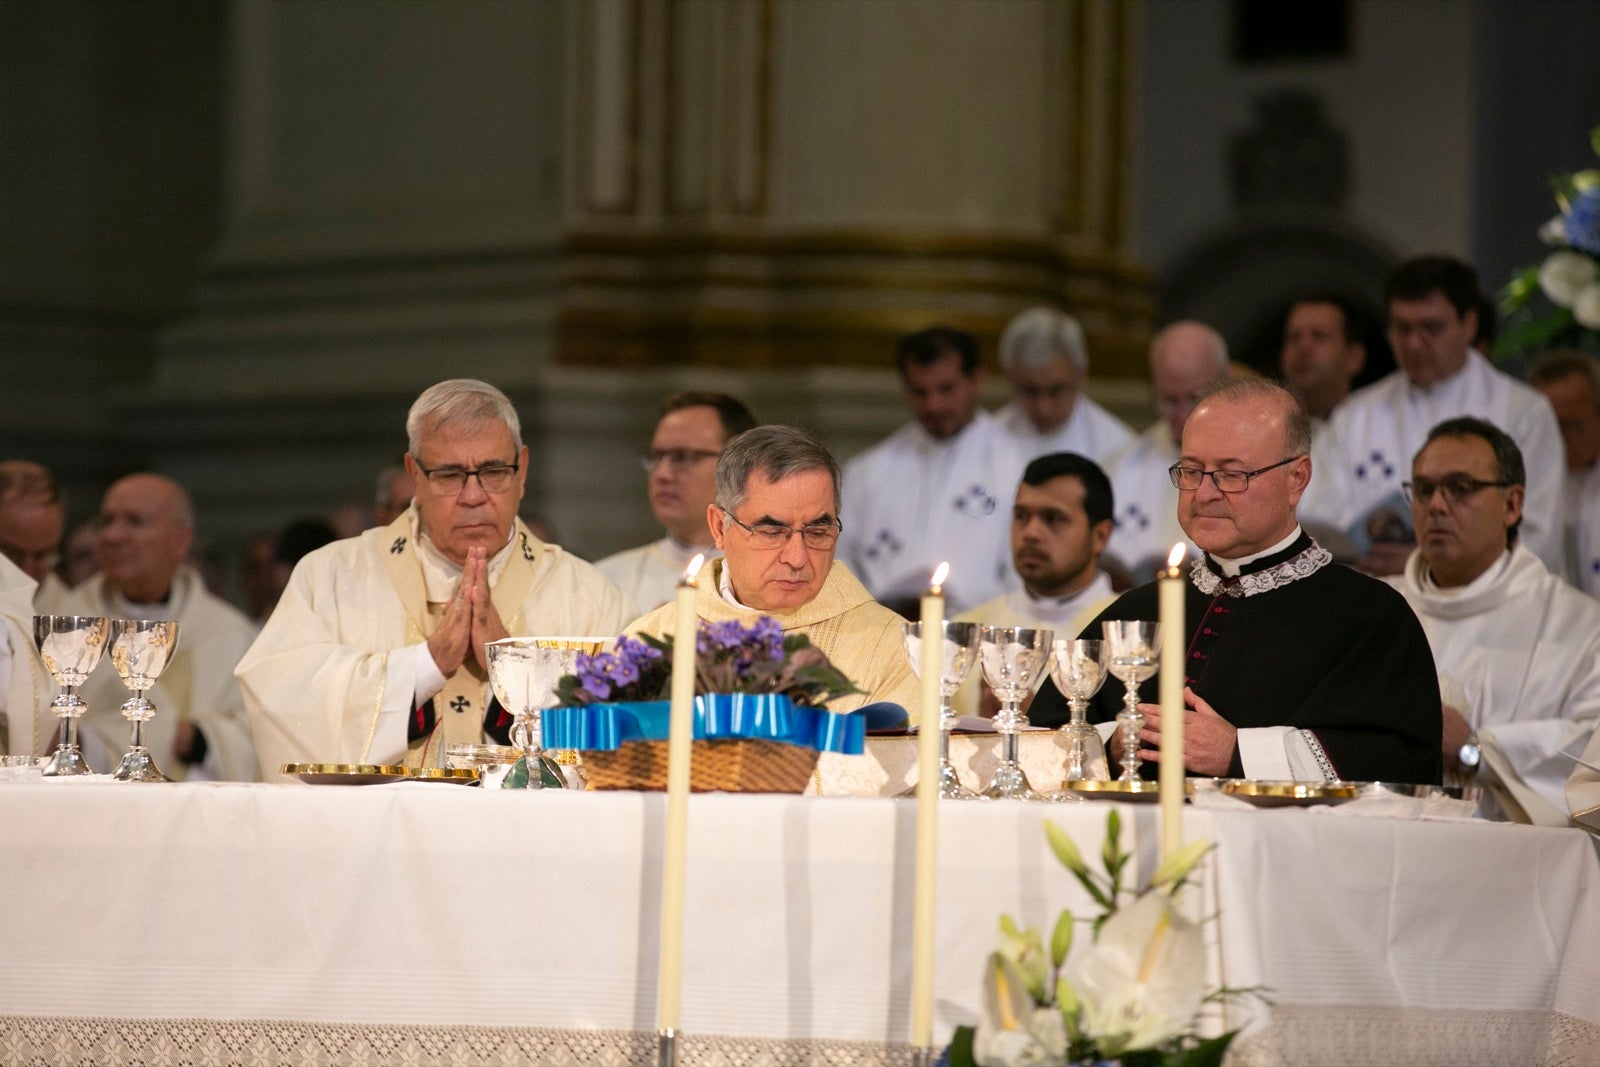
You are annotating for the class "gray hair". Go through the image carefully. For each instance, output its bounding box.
[1194,376,1312,457]
[714,425,841,513]
[406,379,523,456]
[1000,307,1088,374]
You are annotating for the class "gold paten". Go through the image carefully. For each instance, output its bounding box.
[282,763,479,786]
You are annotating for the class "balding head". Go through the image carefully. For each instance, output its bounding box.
[1150,321,1229,442]
[0,460,65,583]
[96,473,195,603]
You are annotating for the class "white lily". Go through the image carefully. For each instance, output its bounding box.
[997,915,1051,1003]
[1538,250,1599,308]
[1573,281,1600,329]
[1065,891,1206,1057]
[973,952,1069,1067]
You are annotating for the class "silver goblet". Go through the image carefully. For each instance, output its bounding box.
[486,636,604,789]
[33,615,111,776]
[977,625,1053,800]
[109,619,180,782]
[1045,638,1110,799]
[1103,620,1160,782]
[901,620,982,800]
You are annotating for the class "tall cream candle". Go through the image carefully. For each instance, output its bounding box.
[912,561,948,1056]
[1158,543,1187,859]
[658,552,705,1044]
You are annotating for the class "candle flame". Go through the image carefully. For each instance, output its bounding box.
[929,561,949,594]
[681,553,707,585]
[1165,543,1187,572]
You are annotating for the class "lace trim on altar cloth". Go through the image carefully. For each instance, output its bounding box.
[1227,1006,1600,1067]
[1299,729,1339,781]
[1190,540,1333,598]
[0,1017,918,1067]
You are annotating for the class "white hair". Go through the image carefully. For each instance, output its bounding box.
[999,307,1088,374]
[406,379,523,455]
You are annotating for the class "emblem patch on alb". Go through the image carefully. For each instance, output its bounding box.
[864,529,904,561]
[953,484,997,516]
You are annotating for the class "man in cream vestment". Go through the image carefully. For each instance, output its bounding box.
[1103,321,1228,582]
[954,453,1118,719]
[0,553,52,757]
[630,425,919,720]
[838,327,1026,615]
[67,474,259,781]
[238,380,635,779]
[598,391,757,612]
[0,460,72,613]
[1387,418,1600,824]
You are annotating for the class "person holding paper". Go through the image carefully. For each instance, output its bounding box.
[1387,417,1600,824]
[1031,377,1442,784]
[629,425,919,719]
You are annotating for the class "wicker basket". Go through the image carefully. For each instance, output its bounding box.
[582,737,819,794]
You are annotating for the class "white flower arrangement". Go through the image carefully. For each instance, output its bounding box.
[941,811,1260,1067]
[1498,126,1600,352]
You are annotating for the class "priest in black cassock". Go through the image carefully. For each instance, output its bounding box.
[1031,376,1442,784]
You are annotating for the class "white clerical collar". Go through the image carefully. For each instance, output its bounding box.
[1421,547,1514,598]
[716,560,755,611]
[1009,570,1113,626]
[111,588,176,622]
[415,515,517,603]
[1405,348,1479,398]
[655,535,715,565]
[1210,526,1303,577]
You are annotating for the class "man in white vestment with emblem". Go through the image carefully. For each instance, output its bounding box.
[993,307,1134,464]
[1387,417,1600,824]
[838,326,1026,615]
[598,391,757,612]
[1302,256,1565,577]
[953,452,1118,718]
[1102,321,1229,582]
[1530,350,1600,599]
[0,552,52,757]
[238,379,636,779]
[631,425,919,720]
[68,473,260,780]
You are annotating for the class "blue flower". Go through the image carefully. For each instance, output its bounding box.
[1566,188,1600,255]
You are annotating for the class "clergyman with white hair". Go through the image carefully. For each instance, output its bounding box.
[994,307,1134,463]
[237,378,636,779]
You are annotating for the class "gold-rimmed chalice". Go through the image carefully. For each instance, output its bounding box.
[900,619,982,800]
[486,635,606,789]
[34,615,111,776]
[976,625,1054,800]
[109,619,180,782]
[1103,620,1159,782]
[1045,637,1110,800]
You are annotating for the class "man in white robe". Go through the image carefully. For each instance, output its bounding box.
[1530,350,1600,598]
[238,379,636,779]
[598,392,757,612]
[0,553,52,757]
[839,327,1026,614]
[993,307,1134,464]
[954,452,1118,717]
[1301,256,1565,576]
[0,460,71,612]
[1103,321,1229,582]
[1387,417,1600,824]
[66,474,260,781]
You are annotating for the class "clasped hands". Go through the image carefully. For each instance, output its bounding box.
[427,546,508,676]
[1107,686,1237,777]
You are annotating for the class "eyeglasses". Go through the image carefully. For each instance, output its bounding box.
[721,509,842,550]
[1168,456,1300,493]
[1401,475,1512,505]
[641,449,721,473]
[413,459,520,495]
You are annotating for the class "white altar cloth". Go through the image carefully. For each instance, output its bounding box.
[1,778,1597,1066]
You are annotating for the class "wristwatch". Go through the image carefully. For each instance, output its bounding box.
[1458,731,1481,775]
